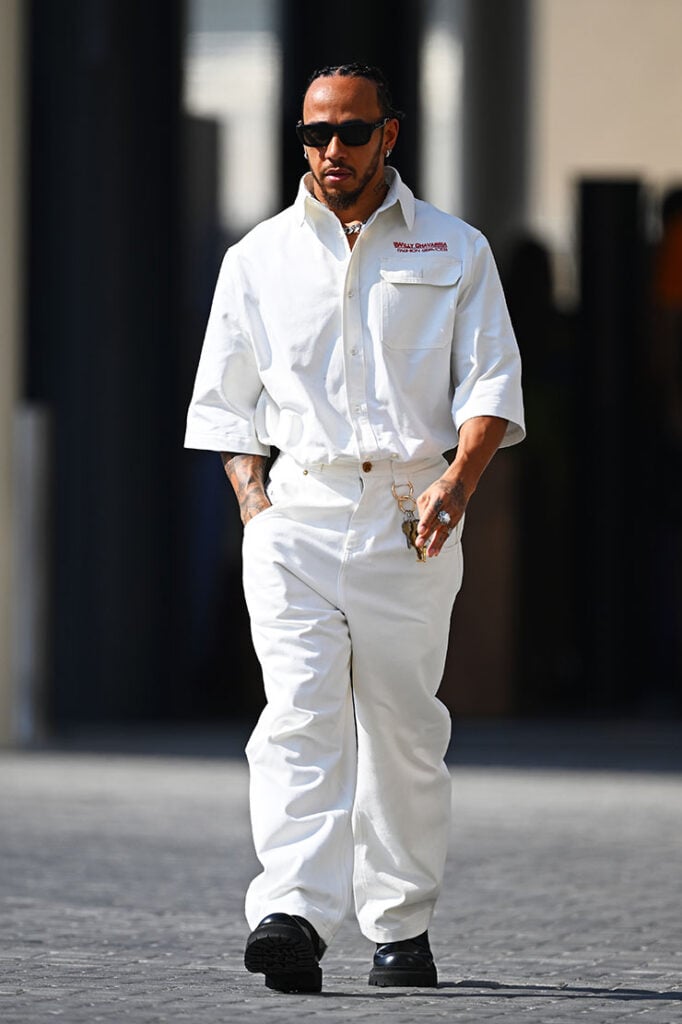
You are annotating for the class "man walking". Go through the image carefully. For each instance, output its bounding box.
[184,62,525,991]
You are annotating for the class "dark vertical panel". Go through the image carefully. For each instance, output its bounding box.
[26,0,187,725]
[439,0,529,712]
[460,0,530,255]
[578,179,645,710]
[501,234,582,713]
[179,115,265,721]
[279,0,423,208]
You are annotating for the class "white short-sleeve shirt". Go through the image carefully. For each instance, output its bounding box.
[184,168,525,464]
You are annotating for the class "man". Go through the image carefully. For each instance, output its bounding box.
[184,62,524,992]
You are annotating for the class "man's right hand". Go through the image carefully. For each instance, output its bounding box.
[220,452,271,525]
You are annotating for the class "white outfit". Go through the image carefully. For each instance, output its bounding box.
[184,168,525,945]
[184,168,524,462]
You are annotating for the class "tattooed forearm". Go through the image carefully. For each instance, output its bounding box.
[220,452,271,524]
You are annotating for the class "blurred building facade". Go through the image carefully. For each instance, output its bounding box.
[1,0,681,744]
[1,1,24,744]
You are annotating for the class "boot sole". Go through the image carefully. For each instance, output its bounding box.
[245,922,322,993]
[368,964,438,987]
[265,968,322,993]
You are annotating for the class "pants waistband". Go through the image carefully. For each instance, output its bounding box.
[277,452,446,478]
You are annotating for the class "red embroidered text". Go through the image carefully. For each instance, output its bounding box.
[393,241,448,253]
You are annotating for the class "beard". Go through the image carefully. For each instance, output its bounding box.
[311,136,383,211]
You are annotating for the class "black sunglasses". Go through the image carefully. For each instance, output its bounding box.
[296,117,389,148]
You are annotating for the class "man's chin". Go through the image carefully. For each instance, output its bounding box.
[319,184,362,212]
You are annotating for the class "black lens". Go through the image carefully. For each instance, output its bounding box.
[296,118,386,148]
[336,122,374,145]
[297,122,334,147]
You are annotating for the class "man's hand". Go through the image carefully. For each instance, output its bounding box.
[221,452,271,525]
[415,476,466,557]
[415,416,508,557]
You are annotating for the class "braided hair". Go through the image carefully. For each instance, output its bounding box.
[303,62,405,121]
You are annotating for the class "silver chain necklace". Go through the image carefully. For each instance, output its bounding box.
[342,221,364,236]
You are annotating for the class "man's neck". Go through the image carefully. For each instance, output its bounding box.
[307,174,390,228]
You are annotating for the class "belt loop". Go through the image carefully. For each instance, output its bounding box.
[390,456,410,492]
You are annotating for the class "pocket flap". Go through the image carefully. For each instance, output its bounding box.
[380,256,463,287]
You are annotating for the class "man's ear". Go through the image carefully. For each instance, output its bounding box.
[384,117,400,157]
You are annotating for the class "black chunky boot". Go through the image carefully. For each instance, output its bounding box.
[244,913,326,993]
[368,930,437,987]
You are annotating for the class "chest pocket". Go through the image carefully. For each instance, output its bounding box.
[380,256,463,350]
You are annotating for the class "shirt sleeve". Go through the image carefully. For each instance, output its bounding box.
[183,249,270,455]
[450,232,526,447]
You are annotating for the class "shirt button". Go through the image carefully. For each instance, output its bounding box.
[362,461,372,472]
[351,347,359,356]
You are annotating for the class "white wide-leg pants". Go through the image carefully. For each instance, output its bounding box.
[241,453,464,946]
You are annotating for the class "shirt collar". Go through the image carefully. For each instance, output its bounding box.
[294,166,416,231]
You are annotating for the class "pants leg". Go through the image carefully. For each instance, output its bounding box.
[343,463,463,942]
[240,455,463,946]
[241,461,360,945]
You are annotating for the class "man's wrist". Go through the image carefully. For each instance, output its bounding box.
[220,452,270,520]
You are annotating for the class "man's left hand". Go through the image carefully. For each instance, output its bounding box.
[415,477,466,558]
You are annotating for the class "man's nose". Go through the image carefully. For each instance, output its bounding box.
[325,132,347,158]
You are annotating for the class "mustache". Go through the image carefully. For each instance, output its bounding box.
[323,163,354,175]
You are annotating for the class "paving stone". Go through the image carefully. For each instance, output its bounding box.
[1,727,681,1022]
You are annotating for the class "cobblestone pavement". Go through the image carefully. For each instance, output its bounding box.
[1,722,681,1023]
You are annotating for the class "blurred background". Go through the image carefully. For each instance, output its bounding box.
[1,0,681,747]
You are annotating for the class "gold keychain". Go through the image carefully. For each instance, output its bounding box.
[391,482,426,563]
